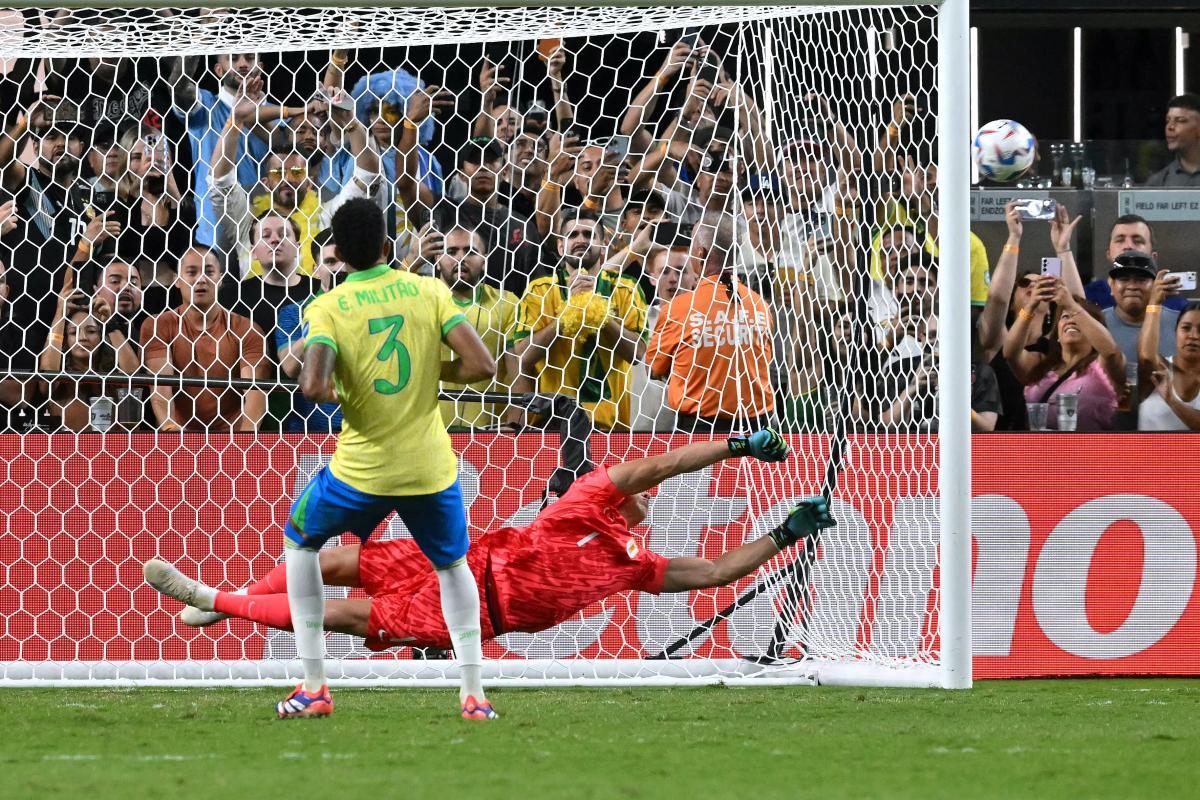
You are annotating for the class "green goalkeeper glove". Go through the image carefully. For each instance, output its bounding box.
[727,428,789,462]
[768,497,836,550]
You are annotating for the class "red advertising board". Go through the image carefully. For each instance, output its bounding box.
[1,433,1197,677]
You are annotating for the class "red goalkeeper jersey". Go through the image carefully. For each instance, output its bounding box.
[360,467,669,651]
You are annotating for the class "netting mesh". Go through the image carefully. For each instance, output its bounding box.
[0,3,947,685]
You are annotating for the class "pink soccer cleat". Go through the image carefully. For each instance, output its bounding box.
[276,684,334,719]
[461,695,499,721]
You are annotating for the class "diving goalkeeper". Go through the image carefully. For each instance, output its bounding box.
[145,431,834,666]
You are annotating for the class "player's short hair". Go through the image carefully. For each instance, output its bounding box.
[331,198,387,270]
[1110,213,1156,248]
[1166,93,1200,115]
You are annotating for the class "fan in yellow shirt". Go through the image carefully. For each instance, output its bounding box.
[509,214,647,431]
[431,227,519,430]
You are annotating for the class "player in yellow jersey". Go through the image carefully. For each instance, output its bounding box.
[279,199,496,720]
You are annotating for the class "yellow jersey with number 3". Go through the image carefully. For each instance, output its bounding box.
[303,264,467,496]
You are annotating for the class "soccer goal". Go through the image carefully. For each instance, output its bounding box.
[0,1,970,689]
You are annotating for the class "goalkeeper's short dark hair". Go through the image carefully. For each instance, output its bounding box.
[331,198,387,271]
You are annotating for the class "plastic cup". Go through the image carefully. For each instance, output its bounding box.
[1057,393,1079,432]
[1026,402,1049,431]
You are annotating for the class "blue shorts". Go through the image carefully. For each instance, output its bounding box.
[283,466,468,568]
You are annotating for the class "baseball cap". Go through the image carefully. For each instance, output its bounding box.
[1109,250,1157,279]
[459,136,506,168]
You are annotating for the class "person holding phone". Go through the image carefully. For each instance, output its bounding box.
[36,271,140,432]
[1102,248,1181,367]
[1137,274,1200,431]
[1004,280,1124,432]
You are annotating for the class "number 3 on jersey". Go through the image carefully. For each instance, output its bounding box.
[369,314,411,394]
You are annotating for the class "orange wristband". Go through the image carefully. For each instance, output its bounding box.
[1017,307,1034,322]
[1003,244,1019,255]
[402,119,419,131]
[1145,304,1163,314]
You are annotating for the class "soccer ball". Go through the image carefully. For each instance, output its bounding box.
[973,119,1036,182]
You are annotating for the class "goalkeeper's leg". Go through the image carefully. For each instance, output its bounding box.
[143,558,370,635]
[179,545,363,628]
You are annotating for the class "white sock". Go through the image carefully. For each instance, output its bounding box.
[193,582,217,611]
[285,547,327,693]
[435,560,484,703]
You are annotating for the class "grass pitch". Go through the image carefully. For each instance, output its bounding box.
[3,680,1196,800]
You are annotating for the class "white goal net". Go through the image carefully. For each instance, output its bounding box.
[0,2,970,688]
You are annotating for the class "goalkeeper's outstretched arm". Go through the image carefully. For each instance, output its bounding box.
[660,498,835,592]
[606,429,790,497]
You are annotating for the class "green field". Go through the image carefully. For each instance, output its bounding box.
[3,680,1196,799]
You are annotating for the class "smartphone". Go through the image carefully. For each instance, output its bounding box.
[1040,257,1062,279]
[49,97,80,126]
[604,134,630,164]
[680,27,701,50]
[536,38,561,61]
[1167,270,1199,291]
[89,187,116,214]
[1016,198,1057,221]
[696,52,721,86]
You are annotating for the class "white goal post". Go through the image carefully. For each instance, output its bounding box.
[0,1,970,689]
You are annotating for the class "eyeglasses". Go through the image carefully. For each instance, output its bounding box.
[267,166,308,179]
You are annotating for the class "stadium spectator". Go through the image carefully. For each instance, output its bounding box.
[879,253,940,367]
[1004,280,1124,432]
[647,212,774,432]
[434,226,519,430]
[166,52,278,247]
[352,68,447,225]
[39,50,156,145]
[629,233,696,431]
[308,228,343,292]
[210,99,380,279]
[91,259,146,349]
[141,247,269,432]
[502,130,550,221]
[977,201,1088,430]
[275,231,343,433]
[509,212,647,431]
[1078,217,1183,372]
[0,254,29,429]
[1137,276,1200,431]
[564,139,629,232]
[37,276,140,432]
[432,137,541,296]
[874,313,1002,433]
[1145,93,1200,187]
[220,213,320,348]
[474,60,520,143]
[364,83,451,255]
[115,127,194,275]
[0,98,89,356]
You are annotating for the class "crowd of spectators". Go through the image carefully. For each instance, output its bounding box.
[0,16,1197,435]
